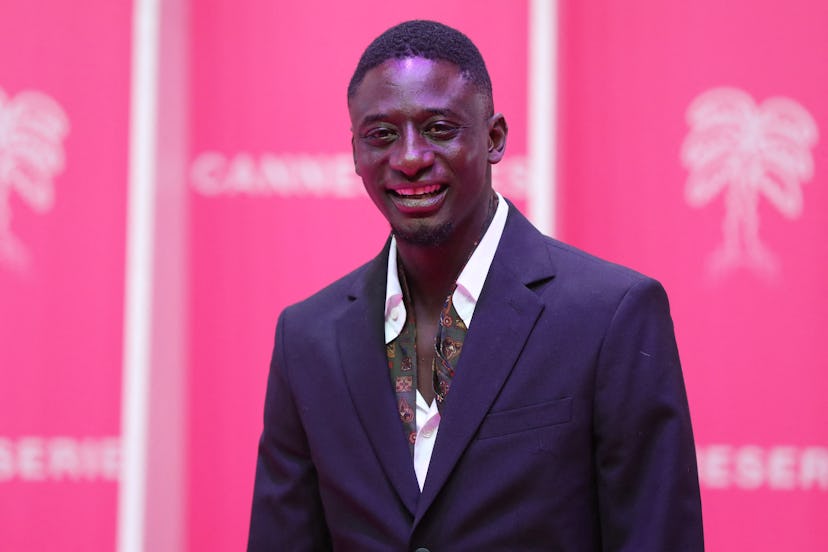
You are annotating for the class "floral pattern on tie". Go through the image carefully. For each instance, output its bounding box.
[387,264,468,454]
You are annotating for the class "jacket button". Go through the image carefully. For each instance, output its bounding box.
[414,548,430,552]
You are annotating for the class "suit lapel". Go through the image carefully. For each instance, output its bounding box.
[336,242,421,516]
[414,206,557,521]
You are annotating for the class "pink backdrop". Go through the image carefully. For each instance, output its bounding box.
[2,0,826,550]
[559,1,828,550]
[0,1,131,550]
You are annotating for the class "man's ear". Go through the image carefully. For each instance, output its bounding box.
[351,135,361,176]
[487,113,508,164]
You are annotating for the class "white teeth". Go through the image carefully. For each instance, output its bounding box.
[394,184,441,196]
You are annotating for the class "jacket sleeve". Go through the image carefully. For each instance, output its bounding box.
[247,310,332,551]
[593,277,704,551]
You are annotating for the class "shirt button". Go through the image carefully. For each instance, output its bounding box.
[421,429,433,439]
[391,307,400,321]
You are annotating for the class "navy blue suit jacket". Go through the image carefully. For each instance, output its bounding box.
[249,204,704,551]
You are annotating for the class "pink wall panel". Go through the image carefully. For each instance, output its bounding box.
[559,1,828,550]
[0,1,132,550]
[187,2,528,549]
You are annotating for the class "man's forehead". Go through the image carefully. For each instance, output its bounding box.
[383,56,463,79]
[352,57,474,101]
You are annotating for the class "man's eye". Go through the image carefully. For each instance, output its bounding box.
[363,128,397,143]
[424,123,460,140]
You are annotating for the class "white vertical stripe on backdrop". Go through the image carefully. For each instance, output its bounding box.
[528,0,558,236]
[119,0,160,550]
[142,0,189,549]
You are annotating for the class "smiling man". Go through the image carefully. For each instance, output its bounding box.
[248,20,704,551]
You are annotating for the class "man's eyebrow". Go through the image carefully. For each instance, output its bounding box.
[359,108,462,127]
[359,113,390,126]
[424,107,461,118]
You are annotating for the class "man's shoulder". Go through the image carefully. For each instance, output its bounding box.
[500,203,653,292]
[506,233,673,330]
[546,237,650,287]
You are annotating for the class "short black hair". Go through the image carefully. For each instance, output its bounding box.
[347,20,493,112]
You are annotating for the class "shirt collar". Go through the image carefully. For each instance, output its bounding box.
[384,192,509,344]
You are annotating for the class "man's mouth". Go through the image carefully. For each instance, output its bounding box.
[389,184,444,198]
[388,184,447,212]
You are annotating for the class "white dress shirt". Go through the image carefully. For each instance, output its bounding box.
[383,192,508,491]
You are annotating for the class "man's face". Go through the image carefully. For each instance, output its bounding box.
[349,57,506,246]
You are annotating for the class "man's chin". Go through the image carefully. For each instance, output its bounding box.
[392,221,453,247]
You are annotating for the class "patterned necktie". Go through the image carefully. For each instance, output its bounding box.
[386,268,468,454]
[386,292,418,453]
[432,291,466,412]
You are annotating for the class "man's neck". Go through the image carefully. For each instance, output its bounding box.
[395,193,499,311]
[396,243,464,313]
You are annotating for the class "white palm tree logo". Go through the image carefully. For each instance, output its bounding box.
[681,87,818,280]
[0,87,69,270]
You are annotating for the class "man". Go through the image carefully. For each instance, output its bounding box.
[249,20,703,551]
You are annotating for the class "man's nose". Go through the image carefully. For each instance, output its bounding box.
[389,128,435,177]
